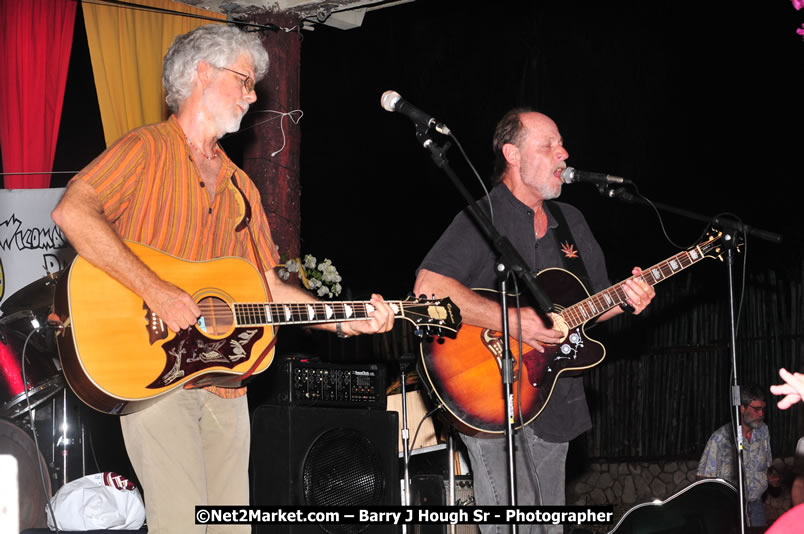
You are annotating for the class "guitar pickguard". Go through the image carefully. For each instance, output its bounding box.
[481,311,578,388]
[520,326,585,388]
[147,328,264,389]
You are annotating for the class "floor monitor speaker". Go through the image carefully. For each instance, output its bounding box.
[251,404,400,534]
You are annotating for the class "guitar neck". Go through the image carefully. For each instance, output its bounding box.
[561,241,712,328]
[232,300,404,328]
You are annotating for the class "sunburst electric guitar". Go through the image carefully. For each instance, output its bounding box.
[420,230,731,435]
[55,241,462,415]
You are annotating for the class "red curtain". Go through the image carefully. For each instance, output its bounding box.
[0,0,77,189]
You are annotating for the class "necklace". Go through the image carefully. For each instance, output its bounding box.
[533,204,546,238]
[185,137,217,160]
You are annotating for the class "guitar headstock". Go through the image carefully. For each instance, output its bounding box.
[697,229,743,261]
[400,296,462,339]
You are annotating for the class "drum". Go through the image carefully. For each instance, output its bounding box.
[0,324,64,419]
[0,272,60,319]
[0,418,52,529]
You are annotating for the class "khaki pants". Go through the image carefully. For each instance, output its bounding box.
[121,389,251,534]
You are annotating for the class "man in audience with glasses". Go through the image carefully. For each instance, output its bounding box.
[697,384,773,527]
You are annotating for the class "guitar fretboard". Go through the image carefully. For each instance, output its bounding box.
[233,300,404,327]
[561,235,720,328]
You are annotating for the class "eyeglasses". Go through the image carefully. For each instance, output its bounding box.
[746,403,766,413]
[220,67,255,93]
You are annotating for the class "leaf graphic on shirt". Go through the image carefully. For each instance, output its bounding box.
[561,242,579,259]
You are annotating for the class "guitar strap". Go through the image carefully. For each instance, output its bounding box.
[186,173,277,389]
[545,200,593,291]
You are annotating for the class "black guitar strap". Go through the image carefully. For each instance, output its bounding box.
[545,200,593,291]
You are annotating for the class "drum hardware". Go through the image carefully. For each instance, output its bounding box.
[0,308,40,327]
[18,386,88,493]
[0,271,64,419]
[0,309,51,354]
[0,270,61,318]
[0,321,64,419]
[0,317,85,488]
[0,270,95,529]
[53,387,85,487]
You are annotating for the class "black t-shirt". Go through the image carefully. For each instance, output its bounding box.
[417,183,610,442]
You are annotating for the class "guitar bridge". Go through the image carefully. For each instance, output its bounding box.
[143,302,168,345]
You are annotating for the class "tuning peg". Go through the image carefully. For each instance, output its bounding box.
[436,336,445,345]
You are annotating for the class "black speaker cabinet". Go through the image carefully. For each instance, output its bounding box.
[251,404,400,534]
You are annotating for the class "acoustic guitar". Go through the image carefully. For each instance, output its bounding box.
[55,241,462,415]
[607,478,739,534]
[420,230,731,435]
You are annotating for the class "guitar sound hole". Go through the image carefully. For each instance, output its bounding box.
[197,296,235,336]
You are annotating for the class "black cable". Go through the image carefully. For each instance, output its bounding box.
[20,322,63,533]
[448,131,495,224]
[510,276,546,516]
[409,404,442,452]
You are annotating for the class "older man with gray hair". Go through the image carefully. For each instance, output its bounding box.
[697,384,773,527]
[52,24,394,533]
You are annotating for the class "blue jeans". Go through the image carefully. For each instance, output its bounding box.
[461,427,569,534]
[747,499,766,527]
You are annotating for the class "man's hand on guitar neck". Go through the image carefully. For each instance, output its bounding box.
[621,267,655,315]
[265,269,395,336]
[338,294,396,336]
[515,266,655,348]
[597,266,656,322]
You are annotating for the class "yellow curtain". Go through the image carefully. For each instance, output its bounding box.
[83,0,226,146]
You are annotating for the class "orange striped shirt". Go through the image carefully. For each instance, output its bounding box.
[74,115,280,398]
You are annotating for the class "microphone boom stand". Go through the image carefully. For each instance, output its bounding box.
[414,127,554,530]
[605,185,783,533]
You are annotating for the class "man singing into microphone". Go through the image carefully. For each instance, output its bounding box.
[414,108,655,534]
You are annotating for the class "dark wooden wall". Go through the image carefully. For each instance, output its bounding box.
[586,263,804,459]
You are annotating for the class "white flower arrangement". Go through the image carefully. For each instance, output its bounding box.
[278,254,343,298]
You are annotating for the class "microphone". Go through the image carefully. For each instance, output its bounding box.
[561,166,630,185]
[380,90,451,135]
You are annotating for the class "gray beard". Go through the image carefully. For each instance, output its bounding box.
[202,90,246,137]
[217,113,243,136]
[745,417,763,430]
[539,182,562,200]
